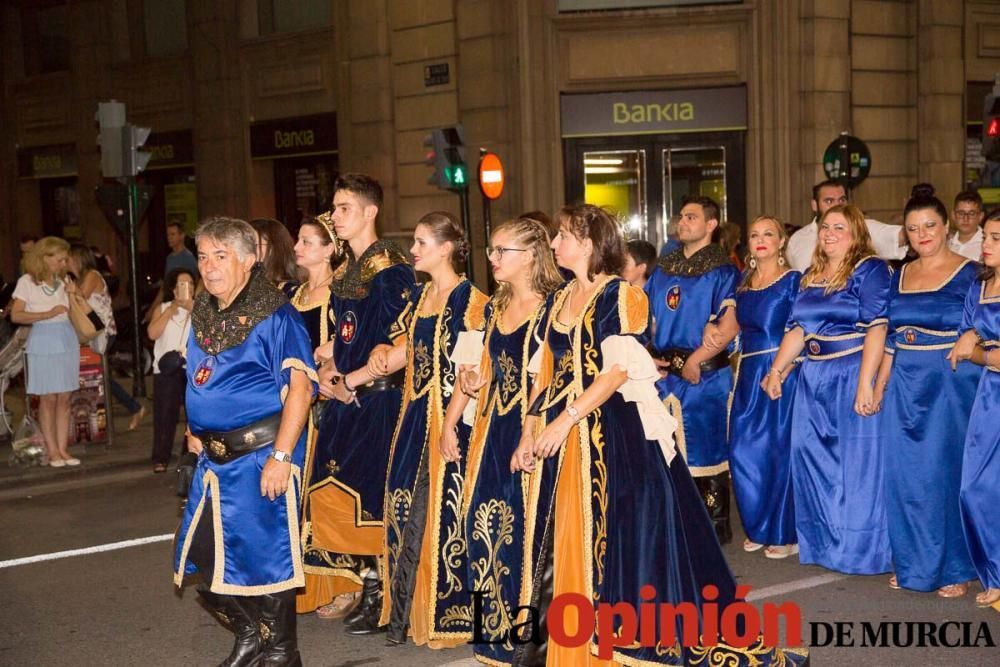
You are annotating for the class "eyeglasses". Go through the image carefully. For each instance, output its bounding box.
[953,210,982,221]
[486,246,528,260]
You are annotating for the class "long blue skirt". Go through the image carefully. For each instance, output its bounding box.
[960,369,1000,590]
[791,353,891,574]
[729,351,798,546]
[884,348,978,590]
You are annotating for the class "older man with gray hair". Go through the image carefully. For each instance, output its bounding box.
[173,216,317,667]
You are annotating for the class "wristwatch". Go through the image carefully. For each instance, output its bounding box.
[269,449,291,464]
[566,404,581,423]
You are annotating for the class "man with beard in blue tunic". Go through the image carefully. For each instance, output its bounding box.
[300,174,416,635]
[645,195,740,544]
[174,217,317,667]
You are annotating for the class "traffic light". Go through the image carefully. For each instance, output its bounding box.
[423,125,468,191]
[96,101,126,178]
[123,124,152,176]
[983,89,1000,161]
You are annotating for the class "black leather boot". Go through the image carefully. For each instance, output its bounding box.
[258,590,301,667]
[342,556,375,626]
[198,588,264,667]
[696,472,733,545]
[344,571,387,635]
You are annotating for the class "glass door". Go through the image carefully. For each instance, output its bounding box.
[564,132,745,249]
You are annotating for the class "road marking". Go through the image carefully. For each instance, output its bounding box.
[0,533,174,569]
[746,572,849,601]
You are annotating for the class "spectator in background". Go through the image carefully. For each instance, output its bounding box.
[786,179,907,271]
[950,190,986,261]
[9,237,80,468]
[720,222,746,271]
[623,239,657,290]
[250,218,300,288]
[147,268,194,473]
[165,222,198,278]
[68,244,146,432]
[660,214,682,256]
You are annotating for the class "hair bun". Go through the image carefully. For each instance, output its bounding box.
[910,182,935,199]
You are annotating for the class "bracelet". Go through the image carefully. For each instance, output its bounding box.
[768,366,783,376]
[343,375,356,393]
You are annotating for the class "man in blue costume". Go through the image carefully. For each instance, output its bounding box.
[645,195,740,544]
[173,217,317,667]
[301,173,416,635]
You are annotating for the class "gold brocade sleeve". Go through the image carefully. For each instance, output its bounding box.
[618,282,650,336]
[463,287,489,332]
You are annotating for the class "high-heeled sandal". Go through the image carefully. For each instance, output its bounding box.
[975,588,1000,608]
[937,582,968,598]
[743,539,764,553]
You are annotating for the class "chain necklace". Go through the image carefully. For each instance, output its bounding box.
[293,272,334,307]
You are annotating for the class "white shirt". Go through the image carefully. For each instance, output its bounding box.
[949,228,983,262]
[786,218,907,272]
[11,274,69,323]
[152,302,191,373]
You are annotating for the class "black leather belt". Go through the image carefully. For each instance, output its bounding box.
[652,348,730,377]
[194,412,282,464]
[354,369,405,397]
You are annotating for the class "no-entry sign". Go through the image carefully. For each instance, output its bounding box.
[478,152,504,200]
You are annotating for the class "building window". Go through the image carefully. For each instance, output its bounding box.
[143,0,187,57]
[558,0,739,9]
[22,3,71,75]
[257,0,331,35]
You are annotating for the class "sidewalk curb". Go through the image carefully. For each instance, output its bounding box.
[1,447,151,494]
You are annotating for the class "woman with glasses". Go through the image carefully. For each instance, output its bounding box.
[873,188,980,597]
[368,212,488,647]
[439,217,562,666]
[765,204,892,575]
[949,211,1000,609]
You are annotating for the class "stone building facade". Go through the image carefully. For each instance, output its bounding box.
[2,0,1000,283]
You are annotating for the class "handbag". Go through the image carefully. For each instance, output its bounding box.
[157,307,190,375]
[68,293,101,343]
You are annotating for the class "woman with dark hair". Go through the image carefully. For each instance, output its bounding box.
[365,211,488,645]
[874,186,980,596]
[147,268,195,472]
[68,244,146,432]
[443,216,561,665]
[949,210,1000,608]
[250,217,300,288]
[516,204,797,665]
[765,204,892,575]
[727,216,800,559]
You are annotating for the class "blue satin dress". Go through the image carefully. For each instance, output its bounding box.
[788,257,892,574]
[884,261,980,591]
[730,270,800,547]
[959,278,1000,593]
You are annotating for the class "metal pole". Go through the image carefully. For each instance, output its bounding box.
[838,131,851,198]
[481,195,496,293]
[101,349,115,449]
[459,188,474,281]
[125,179,146,397]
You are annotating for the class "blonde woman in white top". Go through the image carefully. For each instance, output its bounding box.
[9,237,80,468]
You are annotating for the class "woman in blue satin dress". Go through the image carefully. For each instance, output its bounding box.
[949,213,1000,609]
[765,204,892,575]
[728,216,800,559]
[873,190,980,597]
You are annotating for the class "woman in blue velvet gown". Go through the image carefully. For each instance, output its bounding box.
[765,204,892,575]
[370,213,488,647]
[949,213,1000,609]
[520,204,804,666]
[728,216,800,558]
[440,217,562,666]
[873,191,980,596]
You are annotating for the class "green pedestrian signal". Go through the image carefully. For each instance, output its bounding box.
[423,125,468,192]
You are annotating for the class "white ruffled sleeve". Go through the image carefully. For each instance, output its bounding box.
[600,335,678,466]
[451,330,485,427]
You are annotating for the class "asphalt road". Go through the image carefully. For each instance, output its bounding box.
[1,473,998,666]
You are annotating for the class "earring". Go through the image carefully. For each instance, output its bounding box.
[749,257,757,269]
[778,256,785,267]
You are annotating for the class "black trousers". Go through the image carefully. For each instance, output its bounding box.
[152,370,187,465]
